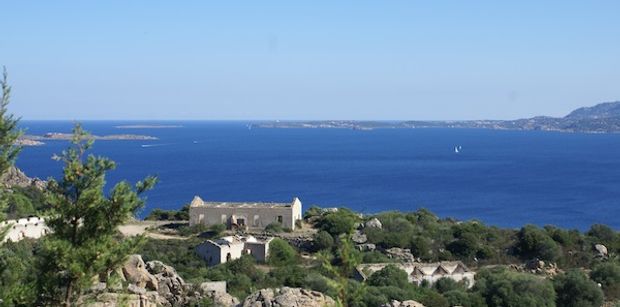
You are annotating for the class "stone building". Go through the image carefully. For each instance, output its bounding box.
[354,261,475,288]
[195,235,274,266]
[189,196,303,230]
[1,216,49,242]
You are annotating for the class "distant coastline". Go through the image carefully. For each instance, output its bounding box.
[22,133,158,142]
[115,125,182,129]
[254,101,620,134]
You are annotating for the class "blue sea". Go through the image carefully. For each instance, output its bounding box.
[15,121,620,231]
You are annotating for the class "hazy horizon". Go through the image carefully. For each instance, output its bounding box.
[3,1,620,120]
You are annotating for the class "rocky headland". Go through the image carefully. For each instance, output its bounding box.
[255,101,620,133]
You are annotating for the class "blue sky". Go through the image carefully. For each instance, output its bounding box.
[2,1,619,120]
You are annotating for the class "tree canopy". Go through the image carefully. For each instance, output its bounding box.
[36,125,156,306]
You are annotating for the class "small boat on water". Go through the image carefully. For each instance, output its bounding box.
[454,145,462,153]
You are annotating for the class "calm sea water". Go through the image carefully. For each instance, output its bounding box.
[15,121,620,230]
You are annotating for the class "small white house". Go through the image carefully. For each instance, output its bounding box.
[1,217,49,243]
[196,235,274,266]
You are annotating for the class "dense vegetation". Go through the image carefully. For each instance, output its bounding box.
[0,70,619,306]
[333,208,620,269]
[134,205,620,306]
[145,204,190,221]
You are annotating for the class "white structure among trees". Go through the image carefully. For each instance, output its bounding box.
[195,235,274,266]
[354,261,476,288]
[1,216,49,242]
[189,196,303,230]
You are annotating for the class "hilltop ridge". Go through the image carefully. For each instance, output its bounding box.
[255,101,620,133]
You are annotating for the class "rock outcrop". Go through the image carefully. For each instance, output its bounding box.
[0,166,46,190]
[356,243,376,252]
[385,247,416,263]
[352,230,368,244]
[84,254,232,306]
[242,287,336,307]
[381,300,425,307]
[145,260,186,305]
[365,218,383,229]
[121,255,159,291]
[594,244,608,258]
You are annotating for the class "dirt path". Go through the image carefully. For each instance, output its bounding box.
[119,220,188,240]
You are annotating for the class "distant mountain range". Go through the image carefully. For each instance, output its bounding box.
[255,101,620,133]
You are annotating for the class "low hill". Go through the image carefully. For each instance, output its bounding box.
[255,101,620,133]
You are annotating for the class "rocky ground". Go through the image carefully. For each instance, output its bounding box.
[82,254,337,307]
[0,166,46,189]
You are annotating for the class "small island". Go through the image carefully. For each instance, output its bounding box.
[14,138,45,146]
[23,132,158,142]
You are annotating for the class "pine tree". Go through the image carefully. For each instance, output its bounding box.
[36,124,156,306]
[0,67,23,235]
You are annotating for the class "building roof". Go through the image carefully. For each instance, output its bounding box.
[201,235,273,248]
[190,196,300,209]
[356,261,471,280]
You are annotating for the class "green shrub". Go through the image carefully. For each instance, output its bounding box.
[178,223,221,237]
[268,238,298,266]
[4,187,48,219]
[515,225,562,261]
[554,270,603,307]
[317,208,359,236]
[265,222,285,234]
[313,230,334,251]
[433,277,466,293]
[473,267,556,307]
[447,232,479,259]
[145,205,190,221]
[590,262,620,300]
[361,251,392,263]
[367,264,409,288]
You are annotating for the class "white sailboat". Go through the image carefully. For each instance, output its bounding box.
[454,145,462,153]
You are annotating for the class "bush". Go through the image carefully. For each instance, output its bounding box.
[362,251,392,263]
[301,272,335,296]
[515,225,561,261]
[554,270,603,307]
[317,208,359,236]
[410,236,432,260]
[145,205,190,221]
[265,222,287,234]
[205,255,267,299]
[433,277,466,293]
[268,238,298,266]
[443,290,480,307]
[0,239,39,305]
[447,232,479,259]
[587,224,616,245]
[367,264,409,288]
[303,206,323,221]
[473,267,556,307]
[141,238,210,283]
[590,262,620,300]
[268,265,306,287]
[313,230,334,251]
[4,187,48,219]
[178,223,223,237]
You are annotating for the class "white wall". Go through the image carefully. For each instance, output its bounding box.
[1,217,49,243]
